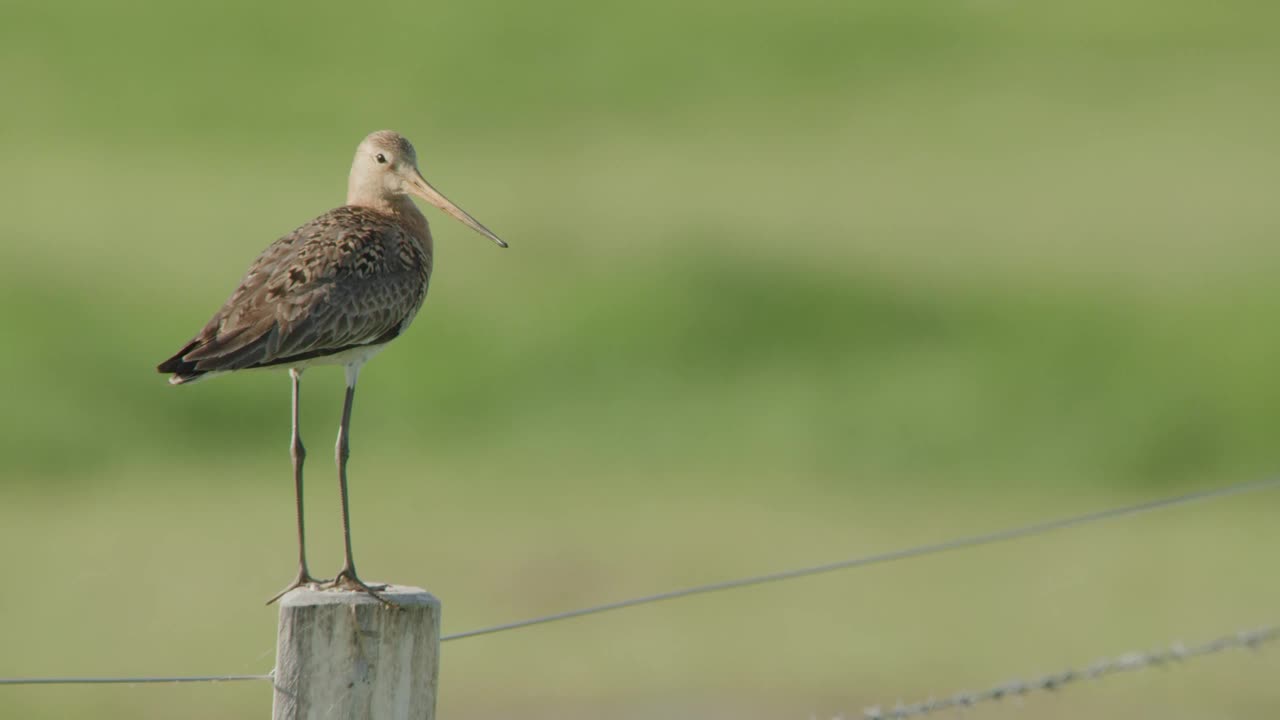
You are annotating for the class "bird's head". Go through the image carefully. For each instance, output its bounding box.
[348,130,507,248]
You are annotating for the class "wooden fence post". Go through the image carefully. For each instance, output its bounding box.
[272,585,441,720]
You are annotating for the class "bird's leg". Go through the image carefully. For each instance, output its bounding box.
[328,364,392,605]
[267,369,327,604]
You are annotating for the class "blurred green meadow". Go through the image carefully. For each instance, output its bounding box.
[2,1,1279,718]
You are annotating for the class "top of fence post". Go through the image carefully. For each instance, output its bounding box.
[272,585,441,720]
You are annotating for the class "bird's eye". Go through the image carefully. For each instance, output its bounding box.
[375,153,388,164]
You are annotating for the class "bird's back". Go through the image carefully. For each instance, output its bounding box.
[158,205,433,384]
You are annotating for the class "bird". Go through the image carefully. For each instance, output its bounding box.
[157,130,507,604]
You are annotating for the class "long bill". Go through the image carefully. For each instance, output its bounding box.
[408,170,508,248]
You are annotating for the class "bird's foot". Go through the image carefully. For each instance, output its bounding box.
[326,567,395,606]
[266,569,330,605]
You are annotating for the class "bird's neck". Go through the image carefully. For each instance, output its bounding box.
[388,195,430,240]
[349,194,431,246]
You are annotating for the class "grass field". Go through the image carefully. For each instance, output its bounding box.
[2,1,1279,718]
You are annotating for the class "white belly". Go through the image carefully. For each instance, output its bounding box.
[290,342,390,370]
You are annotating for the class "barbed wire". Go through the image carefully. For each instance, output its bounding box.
[862,623,1278,719]
[1,476,1276,686]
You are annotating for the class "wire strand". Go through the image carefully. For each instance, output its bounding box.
[0,674,271,686]
[862,623,1279,719]
[440,477,1280,641]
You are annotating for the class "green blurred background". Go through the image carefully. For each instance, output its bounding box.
[2,1,1278,718]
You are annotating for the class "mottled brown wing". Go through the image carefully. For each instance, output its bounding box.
[158,207,429,380]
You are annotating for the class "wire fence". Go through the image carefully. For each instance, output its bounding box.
[862,624,1279,719]
[439,476,1279,641]
[2,476,1277,715]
